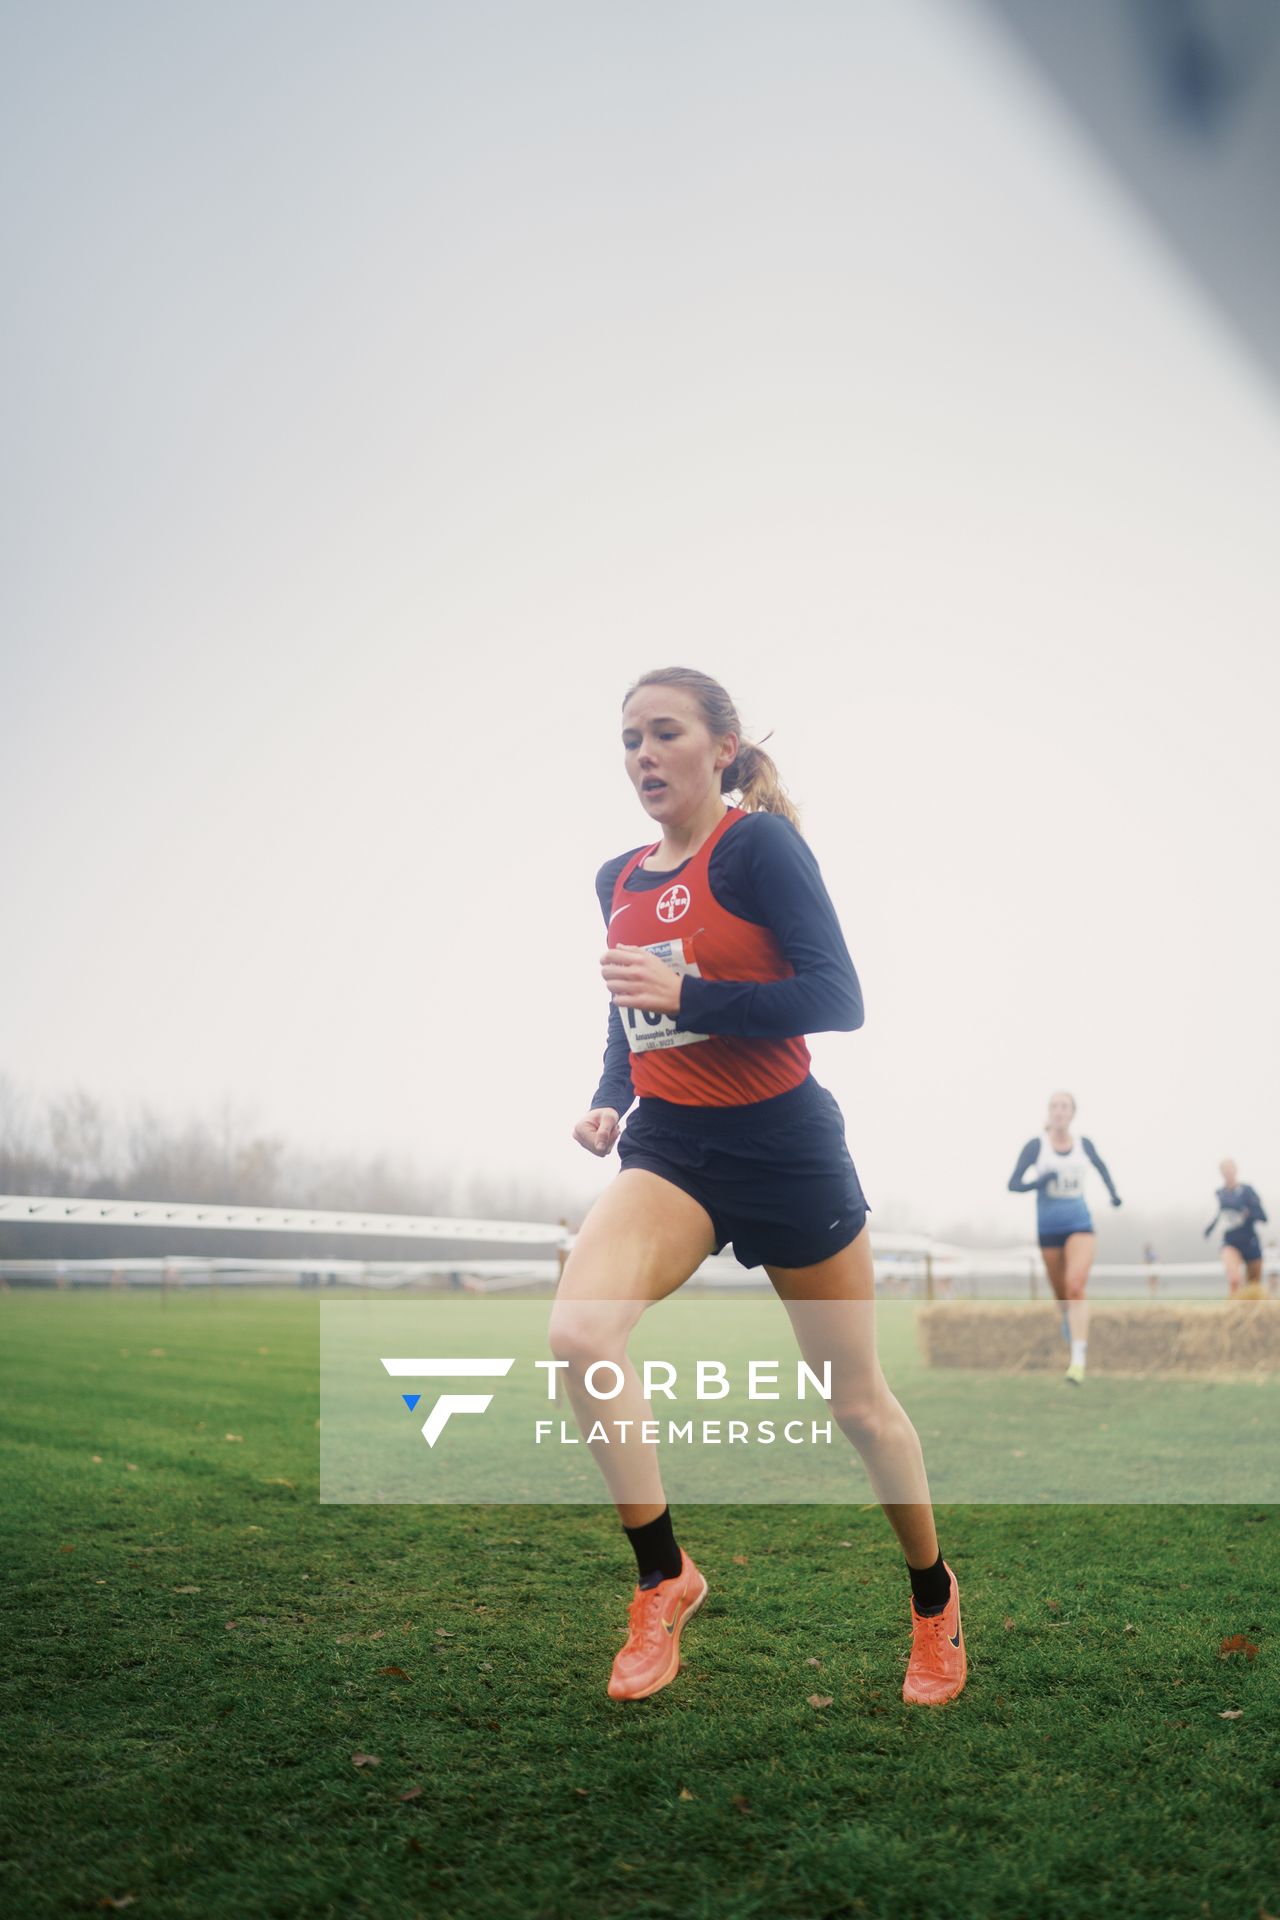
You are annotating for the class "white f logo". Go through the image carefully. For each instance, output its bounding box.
[381,1358,515,1445]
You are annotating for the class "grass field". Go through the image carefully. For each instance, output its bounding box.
[1,1289,1276,1920]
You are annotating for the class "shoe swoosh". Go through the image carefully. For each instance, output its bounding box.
[662,1602,683,1636]
[948,1628,961,1649]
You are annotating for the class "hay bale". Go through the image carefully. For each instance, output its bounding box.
[914,1301,1280,1377]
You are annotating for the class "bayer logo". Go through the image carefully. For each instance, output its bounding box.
[656,883,690,923]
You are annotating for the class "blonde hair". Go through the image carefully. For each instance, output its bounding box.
[622,666,801,829]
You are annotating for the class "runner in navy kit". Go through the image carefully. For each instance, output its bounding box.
[1204,1160,1268,1298]
[553,667,965,1707]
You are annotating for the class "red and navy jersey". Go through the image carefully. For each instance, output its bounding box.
[589,806,862,1113]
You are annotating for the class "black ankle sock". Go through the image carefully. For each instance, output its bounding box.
[624,1507,682,1584]
[908,1552,951,1615]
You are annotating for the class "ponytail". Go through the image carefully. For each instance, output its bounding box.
[721,732,801,828]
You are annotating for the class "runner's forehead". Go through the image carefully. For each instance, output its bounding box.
[622,689,702,729]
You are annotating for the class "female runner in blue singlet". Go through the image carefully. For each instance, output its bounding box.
[1204,1159,1268,1298]
[1008,1091,1122,1385]
[554,667,965,1708]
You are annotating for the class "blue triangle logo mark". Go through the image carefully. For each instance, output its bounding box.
[402,1393,421,1412]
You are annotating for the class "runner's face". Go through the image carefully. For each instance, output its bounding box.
[621,688,735,823]
[1047,1093,1074,1133]
[1220,1160,1238,1187]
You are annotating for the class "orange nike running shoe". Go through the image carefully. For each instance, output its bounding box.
[902,1561,967,1706]
[607,1549,708,1701]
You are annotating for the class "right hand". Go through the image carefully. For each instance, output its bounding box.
[573,1107,620,1157]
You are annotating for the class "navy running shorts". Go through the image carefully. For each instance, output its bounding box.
[616,1075,868,1271]
[1038,1224,1095,1250]
[1224,1229,1262,1265]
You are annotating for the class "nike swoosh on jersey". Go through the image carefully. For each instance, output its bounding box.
[609,905,631,923]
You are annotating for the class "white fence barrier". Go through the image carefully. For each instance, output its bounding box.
[1,1195,1274,1297]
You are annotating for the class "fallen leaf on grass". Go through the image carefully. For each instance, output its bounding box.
[1003,1617,1015,1632]
[398,1786,423,1802]
[92,1456,103,1464]
[148,1348,166,1358]
[733,1554,748,1565]
[1218,1709,1243,1720]
[98,1897,137,1911]
[1124,1623,1137,1636]
[378,1666,410,1679]
[807,1694,834,1710]
[1219,1635,1259,1662]
[370,1630,385,1641]
[1045,1600,1060,1613]
[352,1752,381,1768]
[678,1786,695,1801]
[838,1540,853,1548]
[434,1629,452,1639]
[406,1837,423,1855]
[172,1586,201,1595]
[224,1622,238,1631]
[805,1657,823,1669]
[573,1788,589,1798]
[59,1545,74,1554]
[125,1464,138,1473]
[224,1434,243,1444]
[479,1662,493,1672]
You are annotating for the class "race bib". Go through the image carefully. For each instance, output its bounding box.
[1042,1167,1083,1199]
[617,937,711,1054]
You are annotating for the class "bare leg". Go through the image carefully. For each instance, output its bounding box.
[547,1168,716,1526]
[1221,1245,1244,1299]
[1040,1245,1066,1302]
[1063,1233,1095,1343]
[766,1227,938,1569]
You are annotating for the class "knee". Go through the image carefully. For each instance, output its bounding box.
[830,1394,890,1450]
[547,1303,625,1371]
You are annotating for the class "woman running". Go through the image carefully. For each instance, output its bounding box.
[1204,1160,1268,1298]
[1007,1092,1122,1386]
[556,666,965,1708]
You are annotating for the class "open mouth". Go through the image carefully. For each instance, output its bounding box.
[642,780,667,794]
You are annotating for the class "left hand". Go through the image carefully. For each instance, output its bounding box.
[1111,1194,1122,1208]
[600,944,682,1016]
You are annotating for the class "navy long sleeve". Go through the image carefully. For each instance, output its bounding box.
[1082,1138,1121,1204]
[587,812,862,1115]
[1008,1139,1042,1193]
